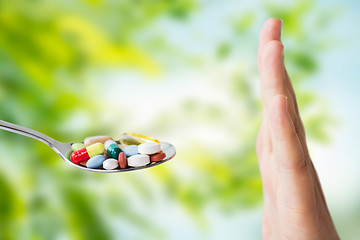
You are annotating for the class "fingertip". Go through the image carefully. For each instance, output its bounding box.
[274,94,288,112]
[269,95,306,172]
[264,18,283,28]
[259,18,283,44]
[258,18,283,73]
[264,39,284,51]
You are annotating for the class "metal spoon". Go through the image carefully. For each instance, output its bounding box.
[0,120,176,173]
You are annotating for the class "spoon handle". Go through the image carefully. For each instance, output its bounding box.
[0,119,61,148]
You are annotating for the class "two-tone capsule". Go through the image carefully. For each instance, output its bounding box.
[104,140,122,159]
[70,142,105,164]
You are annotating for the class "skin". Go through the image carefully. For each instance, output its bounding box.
[256,18,340,240]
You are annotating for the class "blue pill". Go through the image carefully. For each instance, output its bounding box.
[86,155,106,169]
[123,145,138,157]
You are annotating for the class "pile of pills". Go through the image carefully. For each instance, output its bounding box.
[69,133,166,170]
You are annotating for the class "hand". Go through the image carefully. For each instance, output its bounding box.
[256,18,340,240]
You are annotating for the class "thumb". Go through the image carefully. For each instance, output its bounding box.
[268,94,306,171]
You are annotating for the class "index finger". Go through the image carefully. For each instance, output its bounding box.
[260,39,287,111]
[258,18,283,72]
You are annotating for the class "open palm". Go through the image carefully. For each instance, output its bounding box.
[256,18,339,240]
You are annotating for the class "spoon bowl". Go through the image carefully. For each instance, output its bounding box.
[0,120,175,173]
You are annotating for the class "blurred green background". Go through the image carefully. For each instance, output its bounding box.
[0,0,359,239]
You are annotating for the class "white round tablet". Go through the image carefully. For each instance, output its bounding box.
[138,142,161,155]
[102,158,119,170]
[127,155,150,167]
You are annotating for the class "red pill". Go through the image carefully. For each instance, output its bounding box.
[71,148,90,164]
[70,142,105,164]
[150,152,166,162]
[118,152,127,169]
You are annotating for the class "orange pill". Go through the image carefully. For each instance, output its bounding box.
[79,160,88,166]
[150,152,166,162]
[118,152,128,169]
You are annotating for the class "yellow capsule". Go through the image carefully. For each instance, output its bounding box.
[70,142,105,164]
[86,142,105,157]
[119,133,160,146]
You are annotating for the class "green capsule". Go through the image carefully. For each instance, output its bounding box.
[104,140,122,159]
[66,150,73,159]
[71,143,86,152]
